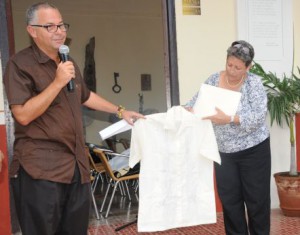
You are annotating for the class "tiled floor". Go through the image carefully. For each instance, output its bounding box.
[88,180,300,235]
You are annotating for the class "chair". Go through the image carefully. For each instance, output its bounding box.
[119,138,130,149]
[85,146,107,220]
[105,137,130,152]
[90,175,100,220]
[92,147,139,218]
[85,145,107,192]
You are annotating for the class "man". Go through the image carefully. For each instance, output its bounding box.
[3,2,143,235]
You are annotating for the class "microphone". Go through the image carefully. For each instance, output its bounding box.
[59,45,74,92]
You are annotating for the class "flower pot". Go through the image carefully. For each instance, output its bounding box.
[274,172,300,217]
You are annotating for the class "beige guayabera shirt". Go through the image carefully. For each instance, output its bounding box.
[129,106,221,232]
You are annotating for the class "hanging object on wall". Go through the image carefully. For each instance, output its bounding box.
[112,72,122,93]
[138,93,144,114]
[83,37,96,92]
[138,93,159,115]
[141,74,151,91]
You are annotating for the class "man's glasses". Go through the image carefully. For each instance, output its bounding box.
[30,23,70,33]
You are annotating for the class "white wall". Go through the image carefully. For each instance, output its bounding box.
[294,1,300,67]
[11,0,167,144]
[176,0,237,104]
[174,0,300,209]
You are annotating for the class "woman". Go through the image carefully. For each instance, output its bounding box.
[186,40,271,235]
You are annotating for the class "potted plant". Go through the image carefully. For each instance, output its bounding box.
[250,62,300,216]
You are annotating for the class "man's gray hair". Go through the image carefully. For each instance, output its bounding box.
[26,2,58,25]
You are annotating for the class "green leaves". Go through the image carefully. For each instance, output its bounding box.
[251,62,300,175]
[250,62,300,127]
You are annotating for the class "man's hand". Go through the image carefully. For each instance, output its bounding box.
[122,110,145,125]
[54,61,75,89]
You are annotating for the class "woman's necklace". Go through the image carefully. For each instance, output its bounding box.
[226,75,244,88]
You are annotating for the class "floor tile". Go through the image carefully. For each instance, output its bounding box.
[88,181,300,235]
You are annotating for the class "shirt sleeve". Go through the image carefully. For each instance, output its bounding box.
[238,73,268,133]
[4,60,35,106]
[185,92,199,108]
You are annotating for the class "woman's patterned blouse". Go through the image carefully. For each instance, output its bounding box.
[185,72,269,153]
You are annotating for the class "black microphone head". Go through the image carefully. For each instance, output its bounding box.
[59,45,69,54]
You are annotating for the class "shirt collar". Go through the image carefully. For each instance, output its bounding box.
[32,43,56,64]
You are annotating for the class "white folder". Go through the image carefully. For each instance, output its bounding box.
[194,83,241,117]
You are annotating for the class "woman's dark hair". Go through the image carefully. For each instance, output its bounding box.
[227,40,255,67]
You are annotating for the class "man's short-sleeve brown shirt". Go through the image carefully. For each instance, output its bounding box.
[4,44,91,184]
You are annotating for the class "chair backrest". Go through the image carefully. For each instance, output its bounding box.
[119,138,130,149]
[92,148,114,177]
[85,146,96,168]
[93,148,139,182]
[85,146,105,174]
[105,138,130,152]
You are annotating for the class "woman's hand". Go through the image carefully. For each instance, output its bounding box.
[184,106,194,113]
[202,107,230,125]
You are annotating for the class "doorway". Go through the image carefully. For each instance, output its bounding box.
[10,0,179,144]
[1,1,178,232]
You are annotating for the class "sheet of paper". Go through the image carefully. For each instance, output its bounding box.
[193,84,241,117]
[99,119,132,140]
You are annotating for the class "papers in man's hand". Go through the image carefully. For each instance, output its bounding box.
[99,119,132,141]
[193,84,241,117]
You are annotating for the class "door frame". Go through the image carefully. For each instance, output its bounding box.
[1,0,180,161]
[0,0,180,232]
[162,0,180,107]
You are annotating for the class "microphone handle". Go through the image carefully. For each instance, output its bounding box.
[60,53,75,92]
[60,53,69,62]
[67,80,75,92]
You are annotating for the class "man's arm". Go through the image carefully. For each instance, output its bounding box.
[83,92,144,125]
[11,61,75,126]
